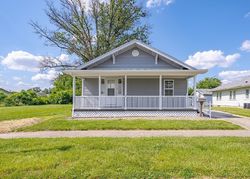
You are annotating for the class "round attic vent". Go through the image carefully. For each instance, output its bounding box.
[132,49,139,57]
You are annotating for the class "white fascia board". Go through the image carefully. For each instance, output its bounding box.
[64,69,207,77]
[77,40,195,70]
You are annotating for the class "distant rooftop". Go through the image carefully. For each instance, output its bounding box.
[196,89,212,95]
[211,76,250,91]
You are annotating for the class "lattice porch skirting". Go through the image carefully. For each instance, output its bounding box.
[73,110,198,118]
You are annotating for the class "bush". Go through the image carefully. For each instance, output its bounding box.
[49,90,72,104]
[0,92,7,102]
[4,90,49,106]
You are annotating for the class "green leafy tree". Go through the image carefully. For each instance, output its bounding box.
[197,77,221,89]
[4,90,47,106]
[31,0,150,70]
[52,74,81,95]
[49,90,72,104]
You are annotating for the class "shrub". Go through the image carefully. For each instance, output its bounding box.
[0,92,7,102]
[49,90,72,104]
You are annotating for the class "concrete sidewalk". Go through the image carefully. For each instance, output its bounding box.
[0,130,250,138]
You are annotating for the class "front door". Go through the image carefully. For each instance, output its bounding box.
[102,78,123,108]
[107,79,116,96]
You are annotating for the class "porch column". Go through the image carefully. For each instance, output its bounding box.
[81,78,85,96]
[124,75,127,110]
[159,75,162,110]
[193,75,197,109]
[72,76,76,116]
[98,75,101,109]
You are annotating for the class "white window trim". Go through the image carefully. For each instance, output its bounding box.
[217,92,222,101]
[229,90,236,101]
[163,79,174,96]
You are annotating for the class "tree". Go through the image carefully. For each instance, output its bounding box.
[52,74,81,95]
[0,92,7,102]
[31,0,150,70]
[197,77,221,89]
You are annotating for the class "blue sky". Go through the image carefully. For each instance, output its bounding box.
[1,0,250,91]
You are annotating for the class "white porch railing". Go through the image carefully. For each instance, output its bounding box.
[74,96,196,110]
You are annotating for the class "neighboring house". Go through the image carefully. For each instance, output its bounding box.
[196,89,212,104]
[211,77,250,107]
[64,40,207,117]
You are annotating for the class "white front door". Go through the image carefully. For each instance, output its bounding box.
[102,78,123,108]
[106,79,116,96]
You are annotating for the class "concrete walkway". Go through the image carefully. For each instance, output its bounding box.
[225,118,250,130]
[0,130,250,138]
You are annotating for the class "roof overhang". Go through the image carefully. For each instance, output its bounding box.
[64,69,208,78]
[211,85,250,92]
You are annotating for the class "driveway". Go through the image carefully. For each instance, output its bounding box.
[211,110,240,118]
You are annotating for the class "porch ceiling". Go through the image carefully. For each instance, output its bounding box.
[64,69,207,78]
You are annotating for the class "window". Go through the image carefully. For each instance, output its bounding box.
[246,89,249,99]
[230,90,236,100]
[217,92,222,101]
[233,90,236,100]
[164,80,174,96]
[107,80,116,96]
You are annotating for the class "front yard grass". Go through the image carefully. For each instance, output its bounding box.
[213,106,250,117]
[18,117,242,131]
[0,105,71,121]
[0,137,249,178]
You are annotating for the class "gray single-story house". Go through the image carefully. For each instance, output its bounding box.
[211,77,250,108]
[64,40,207,117]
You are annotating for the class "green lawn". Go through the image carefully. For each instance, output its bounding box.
[18,117,242,131]
[213,106,250,117]
[0,137,249,178]
[0,105,71,121]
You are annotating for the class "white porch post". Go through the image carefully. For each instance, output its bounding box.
[159,75,162,110]
[193,75,197,109]
[72,76,76,117]
[98,75,101,109]
[124,75,127,110]
[81,79,85,96]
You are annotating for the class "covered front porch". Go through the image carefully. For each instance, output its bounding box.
[69,70,199,115]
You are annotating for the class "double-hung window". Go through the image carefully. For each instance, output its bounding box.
[246,89,249,99]
[230,90,236,100]
[164,80,174,96]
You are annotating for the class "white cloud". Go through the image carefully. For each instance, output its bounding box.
[31,69,59,81]
[146,0,174,8]
[240,40,250,52]
[185,50,240,69]
[1,51,43,72]
[219,70,250,84]
[1,51,70,73]
[244,12,250,18]
[12,76,22,81]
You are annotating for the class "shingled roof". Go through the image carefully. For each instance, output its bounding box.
[211,76,250,91]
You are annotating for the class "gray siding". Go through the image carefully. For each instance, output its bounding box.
[171,79,188,96]
[127,78,159,96]
[90,49,181,69]
[83,78,98,96]
[83,78,187,96]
